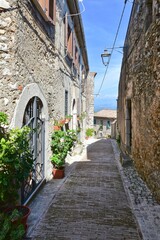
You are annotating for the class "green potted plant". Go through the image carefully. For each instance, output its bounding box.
[0,112,33,233]
[0,112,8,139]
[50,130,77,179]
[0,209,25,240]
[64,130,77,151]
[50,153,66,179]
[85,128,94,139]
[51,130,67,179]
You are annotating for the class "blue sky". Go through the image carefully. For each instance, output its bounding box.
[79,0,132,111]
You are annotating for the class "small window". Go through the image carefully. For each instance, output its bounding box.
[94,118,96,125]
[107,120,111,129]
[99,120,103,130]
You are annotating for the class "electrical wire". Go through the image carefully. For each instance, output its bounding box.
[96,0,128,96]
[66,0,85,18]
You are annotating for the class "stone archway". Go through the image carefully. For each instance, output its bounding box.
[11,83,51,203]
[11,83,48,128]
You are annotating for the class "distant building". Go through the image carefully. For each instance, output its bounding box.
[117,0,160,201]
[94,109,117,138]
[85,72,97,129]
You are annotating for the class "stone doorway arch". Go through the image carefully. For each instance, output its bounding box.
[11,83,50,204]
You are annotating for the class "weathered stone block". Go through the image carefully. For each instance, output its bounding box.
[0,29,5,35]
[0,18,11,28]
[0,42,7,51]
[0,0,11,9]
[2,67,11,75]
[0,36,7,42]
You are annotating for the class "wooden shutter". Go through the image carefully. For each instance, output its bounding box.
[38,0,46,11]
[49,0,54,20]
[68,29,73,56]
[46,0,56,24]
[64,13,68,48]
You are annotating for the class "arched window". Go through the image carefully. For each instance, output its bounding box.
[21,97,45,204]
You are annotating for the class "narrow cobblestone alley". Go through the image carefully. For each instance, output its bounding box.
[29,139,141,240]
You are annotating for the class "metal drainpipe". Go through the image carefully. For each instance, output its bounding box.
[79,50,82,141]
[44,0,47,13]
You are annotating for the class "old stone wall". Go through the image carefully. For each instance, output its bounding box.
[0,0,84,121]
[0,0,89,182]
[94,117,116,138]
[0,1,55,119]
[118,0,160,202]
[0,0,18,119]
[0,0,69,181]
[85,72,96,129]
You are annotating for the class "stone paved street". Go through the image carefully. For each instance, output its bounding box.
[28,139,141,240]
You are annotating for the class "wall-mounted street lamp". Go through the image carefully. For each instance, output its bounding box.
[101,49,111,66]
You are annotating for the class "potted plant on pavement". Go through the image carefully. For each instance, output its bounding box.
[0,209,25,240]
[85,128,94,139]
[0,112,33,233]
[51,153,66,179]
[50,130,77,178]
[65,130,77,152]
[51,130,67,179]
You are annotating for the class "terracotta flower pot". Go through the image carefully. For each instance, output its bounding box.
[54,125,61,131]
[5,205,31,232]
[60,119,65,125]
[52,168,65,179]
[65,118,70,124]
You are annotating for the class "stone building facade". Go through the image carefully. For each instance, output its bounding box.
[117,0,160,201]
[94,109,117,138]
[85,72,96,129]
[0,0,89,203]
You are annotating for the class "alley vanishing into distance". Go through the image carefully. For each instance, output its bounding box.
[27,139,142,240]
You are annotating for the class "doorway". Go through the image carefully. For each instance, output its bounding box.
[125,99,132,153]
